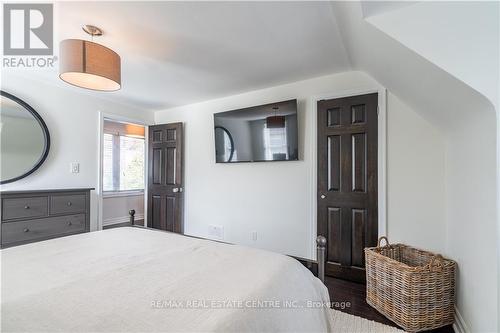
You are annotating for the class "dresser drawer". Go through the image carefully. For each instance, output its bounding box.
[1,214,85,246]
[50,194,86,215]
[2,197,48,221]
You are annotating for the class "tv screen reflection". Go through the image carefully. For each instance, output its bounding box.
[214,99,299,163]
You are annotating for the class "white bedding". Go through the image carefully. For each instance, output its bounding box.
[1,227,333,332]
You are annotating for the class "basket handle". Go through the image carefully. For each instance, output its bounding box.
[377,236,389,248]
[428,254,444,271]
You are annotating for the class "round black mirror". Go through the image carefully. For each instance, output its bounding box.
[214,126,234,162]
[0,91,50,184]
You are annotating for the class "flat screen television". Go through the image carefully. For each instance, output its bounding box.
[214,99,299,163]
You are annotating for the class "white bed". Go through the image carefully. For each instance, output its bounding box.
[1,227,333,332]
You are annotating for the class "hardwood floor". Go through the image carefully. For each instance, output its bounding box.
[103,219,144,229]
[325,276,455,333]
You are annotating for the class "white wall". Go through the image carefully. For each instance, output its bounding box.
[103,194,144,226]
[445,110,498,333]
[386,89,498,332]
[154,71,446,259]
[0,74,154,231]
[386,92,446,253]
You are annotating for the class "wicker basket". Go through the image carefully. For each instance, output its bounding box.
[365,237,456,332]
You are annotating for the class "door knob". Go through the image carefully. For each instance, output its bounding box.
[172,188,179,193]
[320,194,326,199]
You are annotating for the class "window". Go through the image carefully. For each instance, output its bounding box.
[103,120,145,192]
[263,124,288,160]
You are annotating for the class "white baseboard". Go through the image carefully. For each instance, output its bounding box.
[453,306,470,333]
[103,214,144,226]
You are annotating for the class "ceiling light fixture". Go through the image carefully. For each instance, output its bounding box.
[266,106,285,128]
[59,25,121,91]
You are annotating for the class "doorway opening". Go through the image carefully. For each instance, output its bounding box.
[100,117,146,229]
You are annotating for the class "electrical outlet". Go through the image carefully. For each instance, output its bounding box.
[70,162,80,173]
[251,231,258,242]
[208,224,224,240]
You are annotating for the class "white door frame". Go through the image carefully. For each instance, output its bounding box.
[97,112,151,230]
[309,86,387,259]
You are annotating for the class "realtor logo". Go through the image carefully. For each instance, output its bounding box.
[3,3,53,55]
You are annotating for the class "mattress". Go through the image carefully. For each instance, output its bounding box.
[1,227,333,332]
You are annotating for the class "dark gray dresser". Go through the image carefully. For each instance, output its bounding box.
[0,188,93,248]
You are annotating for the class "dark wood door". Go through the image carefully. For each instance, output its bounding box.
[147,123,184,233]
[317,93,378,283]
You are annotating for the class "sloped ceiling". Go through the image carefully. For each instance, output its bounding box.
[331,1,496,134]
[365,1,499,110]
[2,1,496,123]
[360,1,418,18]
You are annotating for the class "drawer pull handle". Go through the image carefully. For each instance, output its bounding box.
[23,228,30,233]
[67,202,72,206]
[24,205,30,209]
[67,222,73,226]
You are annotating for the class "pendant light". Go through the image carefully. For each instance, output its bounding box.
[59,25,121,91]
[266,106,285,128]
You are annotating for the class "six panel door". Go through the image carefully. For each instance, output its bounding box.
[147,123,184,233]
[317,93,378,283]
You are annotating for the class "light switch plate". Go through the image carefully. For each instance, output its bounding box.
[70,162,80,173]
